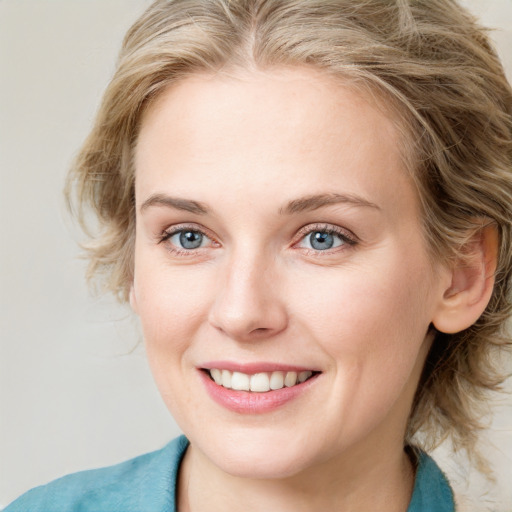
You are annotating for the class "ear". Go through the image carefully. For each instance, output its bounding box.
[129,283,139,314]
[432,223,498,334]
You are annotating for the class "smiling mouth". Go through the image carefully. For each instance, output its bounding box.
[204,368,319,392]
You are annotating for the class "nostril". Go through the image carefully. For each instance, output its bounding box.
[208,288,288,340]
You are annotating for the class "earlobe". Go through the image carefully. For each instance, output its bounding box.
[432,223,498,334]
[129,284,139,314]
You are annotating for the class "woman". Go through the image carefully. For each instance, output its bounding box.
[5,0,512,510]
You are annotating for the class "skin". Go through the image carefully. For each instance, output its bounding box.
[131,67,455,511]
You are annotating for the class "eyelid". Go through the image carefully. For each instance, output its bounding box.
[157,222,357,255]
[293,223,358,250]
[159,223,220,251]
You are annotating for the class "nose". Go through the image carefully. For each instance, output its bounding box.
[208,251,288,342]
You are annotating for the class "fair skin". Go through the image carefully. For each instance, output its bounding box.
[130,67,491,511]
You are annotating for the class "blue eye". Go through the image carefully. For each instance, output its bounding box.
[299,229,347,251]
[169,230,208,250]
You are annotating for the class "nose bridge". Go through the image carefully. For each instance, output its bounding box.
[208,242,287,340]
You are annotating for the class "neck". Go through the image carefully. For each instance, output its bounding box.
[178,434,415,512]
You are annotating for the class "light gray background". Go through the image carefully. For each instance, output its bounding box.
[1,1,511,510]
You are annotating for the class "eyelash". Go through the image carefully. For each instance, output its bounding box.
[158,224,218,256]
[293,223,357,254]
[158,223,357,256]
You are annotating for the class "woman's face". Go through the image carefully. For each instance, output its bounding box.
[131,67,449,478]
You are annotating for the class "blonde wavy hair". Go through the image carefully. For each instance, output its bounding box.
[67,0,512,465]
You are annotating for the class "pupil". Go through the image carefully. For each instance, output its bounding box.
[310,231,333,250]
[180,231,202,249]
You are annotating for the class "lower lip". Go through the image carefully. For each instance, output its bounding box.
[199,370,319,414]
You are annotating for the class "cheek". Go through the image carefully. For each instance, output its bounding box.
[293,254,432,346]
[134,261,213,337]
[290,251,434,398]
[132,262,216,408]
[132,264,211,409]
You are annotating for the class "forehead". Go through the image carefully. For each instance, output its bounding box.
[134,67,417,220]
[137,67,401,155]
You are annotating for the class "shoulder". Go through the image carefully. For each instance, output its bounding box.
[407,449,455,512]
[3,436,189,512]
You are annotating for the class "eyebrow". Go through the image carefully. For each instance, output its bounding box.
[139,192,380,216]
[280,193,380,215]
[140,194,209,215]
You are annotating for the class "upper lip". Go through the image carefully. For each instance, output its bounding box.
[199,361,320,374]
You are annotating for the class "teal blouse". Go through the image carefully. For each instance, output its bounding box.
[4,436,454,511]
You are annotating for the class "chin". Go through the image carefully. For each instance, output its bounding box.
[193,427,322,480]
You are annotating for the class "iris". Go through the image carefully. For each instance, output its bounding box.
[179,231,203,249]
[310,231,335,250]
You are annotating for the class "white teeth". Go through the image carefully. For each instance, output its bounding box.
[284,371,297,387]
[209,369,315,392]
[250,373,270,392]
[221,369,232,389]
[231,371,250,391]
[298,370,312,383]
[210,368,222,385]
[269,371,284,390]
